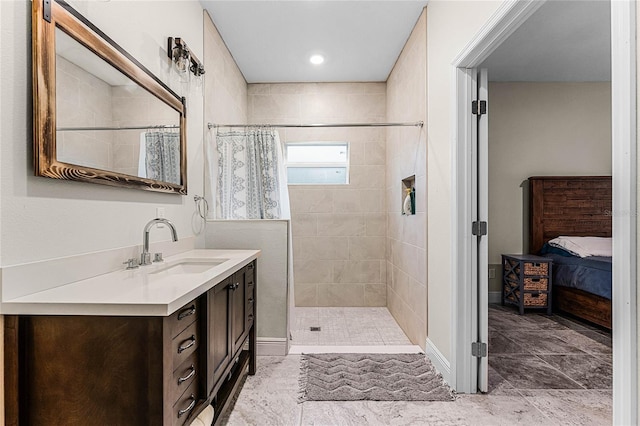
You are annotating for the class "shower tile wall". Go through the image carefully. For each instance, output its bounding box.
[248,83,387,307]
[56,56,114,170]
[56,56,184,177]
[385,9,427,348]
[111,87,179,177]
[204,12,248,126]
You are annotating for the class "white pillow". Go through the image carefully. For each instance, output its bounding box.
[548,236,612,258]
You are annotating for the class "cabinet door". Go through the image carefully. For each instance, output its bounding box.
[230,267,248,355]
[208,276,232,390]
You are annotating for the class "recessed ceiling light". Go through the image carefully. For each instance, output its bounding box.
[309,54,325,65]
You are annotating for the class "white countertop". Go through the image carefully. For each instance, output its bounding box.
[0,249,260,316]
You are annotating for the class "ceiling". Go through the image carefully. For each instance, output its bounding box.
[481,0,611,82]
[200,1,610,84]
[201,1,428,83]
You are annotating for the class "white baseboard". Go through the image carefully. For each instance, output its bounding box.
[257,337,288,356]
[488,291,501,304]
[426,338,451,385]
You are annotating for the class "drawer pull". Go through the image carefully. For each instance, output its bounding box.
[248,297,254,303]
[228,282,239,290]
[178,335,196,353]
[177,305,196,320]
[248,314,254,320]
[248,263,254,269]
[177,394,196,418]
[178,365,196,385]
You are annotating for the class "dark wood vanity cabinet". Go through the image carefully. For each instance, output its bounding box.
[4,260,257,426]
[208,262,256,399]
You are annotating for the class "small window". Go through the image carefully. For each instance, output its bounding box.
[285,142,349,185]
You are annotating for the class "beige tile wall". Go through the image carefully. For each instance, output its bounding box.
[55,56,181,177]
[204,12,248,126]
[248,82,387,307]
[56,56,113,170]
[111,86,180,177]
[385,9,428,349]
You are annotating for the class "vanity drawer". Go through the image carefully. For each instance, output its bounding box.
[173,379,199,426]
[168,299,200,339]
[172,321,200,371]
[171,354,199,404]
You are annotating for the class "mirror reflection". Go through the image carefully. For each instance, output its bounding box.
[55,28,181,185]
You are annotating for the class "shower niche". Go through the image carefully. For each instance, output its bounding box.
[401,175,416,216]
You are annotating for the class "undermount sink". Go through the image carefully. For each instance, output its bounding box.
[150,258,228,274]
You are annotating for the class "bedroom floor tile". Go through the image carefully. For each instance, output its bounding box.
[488,304,612,395]
[488,332,527,354]
[516,312,572,330]
[548,314,596,331]
[553,329,612,355]
[500,330,586,355]
[488,354,583,390]
[537,354,612,389]
[486,367,520,396]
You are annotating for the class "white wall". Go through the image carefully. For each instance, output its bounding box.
[426,0,503,360]
[488,82,612,268]
[0,0,205,268]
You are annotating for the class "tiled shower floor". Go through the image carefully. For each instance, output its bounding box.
[291,307,412,346]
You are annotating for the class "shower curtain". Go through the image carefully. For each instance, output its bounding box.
[142,130,180,184]
[209,128,290,220]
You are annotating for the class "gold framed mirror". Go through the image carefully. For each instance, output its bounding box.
[32,0,187,194]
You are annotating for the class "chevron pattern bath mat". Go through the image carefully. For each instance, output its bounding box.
[299,353,455,401]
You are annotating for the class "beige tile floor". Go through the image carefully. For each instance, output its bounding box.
[221,307,612,425]
[291,307,412,346]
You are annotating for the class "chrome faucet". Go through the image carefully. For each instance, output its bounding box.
[141,218,178,266]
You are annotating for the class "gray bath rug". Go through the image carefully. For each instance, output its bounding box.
[299,353,455,402]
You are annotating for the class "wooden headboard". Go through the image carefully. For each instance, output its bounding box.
[529,176,612,253]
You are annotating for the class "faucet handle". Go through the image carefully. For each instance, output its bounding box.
[153,253,164,263]
[123,258,139,270]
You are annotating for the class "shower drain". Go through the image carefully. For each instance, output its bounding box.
[309,326,322,332]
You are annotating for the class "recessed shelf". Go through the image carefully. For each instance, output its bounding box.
[401,175,415,216]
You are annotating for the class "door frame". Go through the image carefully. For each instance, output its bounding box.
[450,1,638,424]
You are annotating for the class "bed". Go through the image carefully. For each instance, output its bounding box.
[528,176,612,329]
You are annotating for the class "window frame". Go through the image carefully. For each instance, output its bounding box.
[284,141,350,185]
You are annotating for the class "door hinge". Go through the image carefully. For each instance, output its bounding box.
[472,342,487,358]
[471,100,487,115]
[472,221,487,236]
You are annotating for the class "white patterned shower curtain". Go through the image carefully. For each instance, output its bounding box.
[143,130,180,184]
[209,128,290,220]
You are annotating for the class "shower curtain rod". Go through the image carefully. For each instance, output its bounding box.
[207,121,423,129]
[57,125,180,132]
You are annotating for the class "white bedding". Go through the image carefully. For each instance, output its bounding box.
[548,236,612,258]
